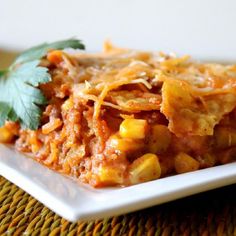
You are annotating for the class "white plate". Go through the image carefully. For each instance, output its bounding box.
[0,144,236,221]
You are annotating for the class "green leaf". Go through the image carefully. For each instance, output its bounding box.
[0,60,51,129]
[0,70,7,77]
[14,39,85,65]
[0,38,86,130]
[0,102,18,126]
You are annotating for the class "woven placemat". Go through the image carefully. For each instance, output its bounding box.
[0,176,236,236]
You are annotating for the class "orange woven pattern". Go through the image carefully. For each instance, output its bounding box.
[0,176,236,236]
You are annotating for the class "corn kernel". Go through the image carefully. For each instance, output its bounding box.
[108,135,143,152]
[148,125,171,153]
[0,126,14,143]
[119,119,147,139]
[129,153,161,184]
[98,166,124,185]
[174,152,200,174]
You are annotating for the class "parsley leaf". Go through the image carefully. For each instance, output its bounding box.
[0,70,7,77]
[14,39,85,65]
[0,60,50,130]
[0,38,85,130]
[0,102,18,126]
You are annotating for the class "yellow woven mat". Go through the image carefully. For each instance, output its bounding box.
[0,176,236,236]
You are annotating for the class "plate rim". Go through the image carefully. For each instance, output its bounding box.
[0,144,236,221]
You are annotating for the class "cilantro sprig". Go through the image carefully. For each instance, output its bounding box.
[0,39,85,130]
[14,39,85,65]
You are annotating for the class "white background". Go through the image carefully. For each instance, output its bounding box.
[1,0,236,60]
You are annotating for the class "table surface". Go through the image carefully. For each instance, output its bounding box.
[0,176,236,236]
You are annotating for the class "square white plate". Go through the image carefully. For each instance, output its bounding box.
[0,144,236,222]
